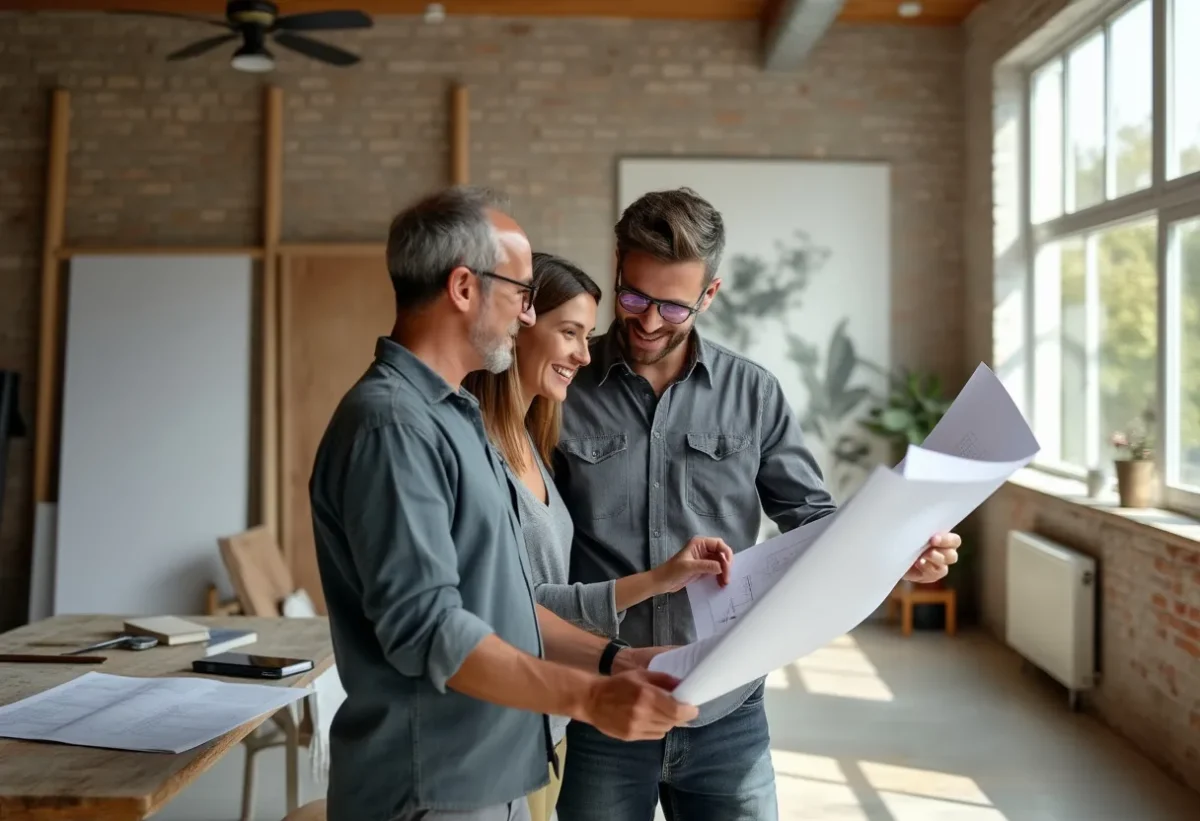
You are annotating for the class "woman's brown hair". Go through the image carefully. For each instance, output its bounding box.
[464,251,602,473]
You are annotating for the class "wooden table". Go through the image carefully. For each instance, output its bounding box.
[0,614,333,821]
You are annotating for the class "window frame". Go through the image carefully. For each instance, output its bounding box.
[1018,0,1200,517]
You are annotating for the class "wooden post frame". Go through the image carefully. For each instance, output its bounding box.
[33,89,70,506]
[261,86,283,538]
[31,81,468,600]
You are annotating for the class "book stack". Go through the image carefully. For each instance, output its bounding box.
[123,616,257,657]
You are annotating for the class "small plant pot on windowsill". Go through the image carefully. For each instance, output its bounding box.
[1114,459,1154,508]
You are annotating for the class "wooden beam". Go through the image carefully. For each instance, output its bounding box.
[277,253,294,565]
[451,84,469,186]
[33,89,70,505]
[2,0,764,21]
[278,243,385,257]
[261,86,283,539]
[57,245,264,259]
[259,87,282,539]
[761,0,845,71]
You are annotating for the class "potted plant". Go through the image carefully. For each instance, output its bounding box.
[860,368,952,466]
[1111,413,1156,508]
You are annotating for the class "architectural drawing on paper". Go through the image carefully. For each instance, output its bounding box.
[713,577,755,628]
[708,541,812,630]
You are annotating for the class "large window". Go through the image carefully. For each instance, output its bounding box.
[1024,0,1200,512]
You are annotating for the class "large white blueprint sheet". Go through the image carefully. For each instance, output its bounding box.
[0,671,309,754]
[651,363,1040,706]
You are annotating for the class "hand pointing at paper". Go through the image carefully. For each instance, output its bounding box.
[902,531,961,583]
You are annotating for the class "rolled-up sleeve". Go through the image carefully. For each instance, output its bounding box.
[533,580,620,638]
[756,374,839,533]
[342,422,494,692]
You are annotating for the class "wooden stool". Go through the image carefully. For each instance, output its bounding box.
[886,582,957,636]
[282,799,326,821]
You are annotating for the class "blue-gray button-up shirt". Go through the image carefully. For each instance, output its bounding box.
[554,330,838,725]
[309,337,549,819]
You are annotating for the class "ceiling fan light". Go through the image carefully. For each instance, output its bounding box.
[231,45,275,73]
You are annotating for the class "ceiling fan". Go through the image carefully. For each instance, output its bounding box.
[111,1,373,73]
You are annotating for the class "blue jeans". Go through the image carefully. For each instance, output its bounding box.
[555,684,777,821]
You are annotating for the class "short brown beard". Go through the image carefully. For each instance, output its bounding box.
[615,316,690,365]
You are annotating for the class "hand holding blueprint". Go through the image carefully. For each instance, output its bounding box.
[651,363,1040,706]
[0,671,310,753]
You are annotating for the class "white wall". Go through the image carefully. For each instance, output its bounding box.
[53,254,252,616]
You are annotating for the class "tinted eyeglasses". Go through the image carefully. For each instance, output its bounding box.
[474,269,537,313]
[615,282,700,325]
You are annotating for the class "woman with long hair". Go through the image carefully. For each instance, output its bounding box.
[463,251,731,821]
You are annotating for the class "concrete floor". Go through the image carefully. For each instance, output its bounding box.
[154,625,1200,821]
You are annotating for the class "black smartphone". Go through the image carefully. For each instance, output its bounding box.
[193,652,314,679]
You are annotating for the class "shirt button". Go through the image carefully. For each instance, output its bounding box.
[653,481,660,488]
[591,450,599,457]
[653,431,662,439]
[653,529,660,537]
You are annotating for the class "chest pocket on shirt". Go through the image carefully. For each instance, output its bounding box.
[684,432,754,518]
[559,434,629,520]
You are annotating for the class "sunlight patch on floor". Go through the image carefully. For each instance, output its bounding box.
[770,751,869,820]
[875,791,1010,820]
[792,633,894,702]
[858,760,993,806]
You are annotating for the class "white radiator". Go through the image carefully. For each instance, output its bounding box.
[1005,530,1097,707]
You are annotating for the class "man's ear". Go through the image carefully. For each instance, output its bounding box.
[698,277,722,313]
[446,265,476,314]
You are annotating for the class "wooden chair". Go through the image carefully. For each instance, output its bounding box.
[886,581,957,637]
[215,526,317,821]
[281,799,326,821]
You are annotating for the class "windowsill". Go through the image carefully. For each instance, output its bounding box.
[1004,468,1200,548]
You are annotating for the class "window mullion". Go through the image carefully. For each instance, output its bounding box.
[1153,0,1169,186]
[1160,217,1178,493]
[1085,232,1102,469]
[1104,18,1115,202]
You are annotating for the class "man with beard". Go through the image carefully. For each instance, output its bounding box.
[308,186,699,821]
[552,187,961,821]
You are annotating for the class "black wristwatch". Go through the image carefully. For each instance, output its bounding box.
[599,638,630,676]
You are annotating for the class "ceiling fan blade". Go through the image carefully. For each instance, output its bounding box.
[108,9,232,30]
[273,32,361,67]
[273,10,373,31]
[166,33,240,61]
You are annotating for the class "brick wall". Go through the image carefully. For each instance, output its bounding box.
[965,0,1200,794]
[0,12,966,629]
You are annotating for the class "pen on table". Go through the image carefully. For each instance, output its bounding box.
[0,653,107,664]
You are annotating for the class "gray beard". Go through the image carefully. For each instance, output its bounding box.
[472,317,519,374]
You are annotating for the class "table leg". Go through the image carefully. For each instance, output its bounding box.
[280,703,300,813]
[901,600,913,637]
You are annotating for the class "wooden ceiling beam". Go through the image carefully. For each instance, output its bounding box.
[0,0,765,21]
[760,0,844,70]
[2,1,983,24]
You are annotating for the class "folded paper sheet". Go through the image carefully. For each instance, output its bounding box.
[651,363,1040,706]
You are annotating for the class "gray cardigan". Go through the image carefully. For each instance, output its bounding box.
[507,437,621,745]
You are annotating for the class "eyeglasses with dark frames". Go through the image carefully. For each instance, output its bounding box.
[614,276,702,325]
[471,269,537,313]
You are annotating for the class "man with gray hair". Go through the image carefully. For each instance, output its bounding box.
[553,187,961,820]
[309,185,698,821]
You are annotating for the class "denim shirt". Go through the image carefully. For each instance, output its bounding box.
[554,330,838,726]
[309,337,550,819]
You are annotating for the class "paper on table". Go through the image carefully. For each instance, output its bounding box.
[0,671,310,754]
[687,515,836,641]
[652,363,1039,707]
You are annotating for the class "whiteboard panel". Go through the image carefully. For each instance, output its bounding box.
[55,255,252,616]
